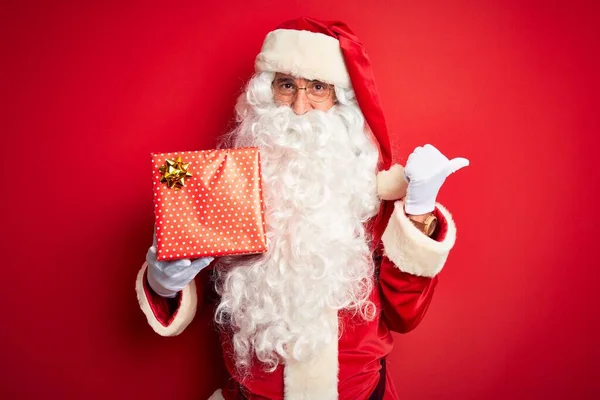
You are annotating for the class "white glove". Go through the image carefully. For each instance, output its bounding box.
[403,144,470,215]
[146,234,214,298]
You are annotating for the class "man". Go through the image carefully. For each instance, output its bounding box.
[136,17,469,400]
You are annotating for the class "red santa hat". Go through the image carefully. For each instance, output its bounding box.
[254,17,406,244]
[255,17,392,169]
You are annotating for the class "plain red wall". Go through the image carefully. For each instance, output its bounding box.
[2,1,599,399]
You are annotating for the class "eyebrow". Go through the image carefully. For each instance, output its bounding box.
[274,76,327,84]
[274,76,295,83]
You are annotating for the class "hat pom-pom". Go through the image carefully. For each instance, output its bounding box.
[376,164,408,200]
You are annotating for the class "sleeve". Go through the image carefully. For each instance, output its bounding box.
[378,200,457,333]
[135,262,199,337]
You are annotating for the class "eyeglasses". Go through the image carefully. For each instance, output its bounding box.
[272,79,334,104]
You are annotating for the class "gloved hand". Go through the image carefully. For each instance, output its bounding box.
[403,144,470,215]
[146,233,214,298]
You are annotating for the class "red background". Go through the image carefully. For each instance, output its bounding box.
[2,1,599,399]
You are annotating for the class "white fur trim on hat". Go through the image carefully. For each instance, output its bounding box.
[377,163,408,200]
[135,263,198,336]
[382,200,457,277]
[207,389,225,400]
[284,307,339,399]
[255,29,351,88]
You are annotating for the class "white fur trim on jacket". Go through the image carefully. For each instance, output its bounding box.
[382,200,457,277]
[135,262,198,336]
[255,29,351,88]
[207,389,224,400]
[284,307,339,400]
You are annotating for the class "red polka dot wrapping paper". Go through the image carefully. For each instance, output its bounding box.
[151,148,267,261]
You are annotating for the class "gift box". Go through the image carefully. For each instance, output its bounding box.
[151,148,267,261]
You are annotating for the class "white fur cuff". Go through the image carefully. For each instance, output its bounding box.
[255,29,351,88]
[381,200,457,277]
[135,263,198,336]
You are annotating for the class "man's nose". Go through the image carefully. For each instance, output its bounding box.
[291,90,312,115]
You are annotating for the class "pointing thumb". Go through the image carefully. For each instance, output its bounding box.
[447,157,470,174]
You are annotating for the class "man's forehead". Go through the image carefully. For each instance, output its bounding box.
[274,73,326,83]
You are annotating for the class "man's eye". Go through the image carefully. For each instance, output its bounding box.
[312,83,327,91]
[279,83,294,90]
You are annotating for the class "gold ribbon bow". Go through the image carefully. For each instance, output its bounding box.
[159,156,193,190]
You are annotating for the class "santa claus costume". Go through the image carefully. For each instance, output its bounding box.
[136,17,459,400]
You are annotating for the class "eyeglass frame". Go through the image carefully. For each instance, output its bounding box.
[271,77,335,104]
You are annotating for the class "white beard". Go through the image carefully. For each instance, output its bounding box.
[214,89,381,373]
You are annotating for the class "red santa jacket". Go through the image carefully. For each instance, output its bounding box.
[136,200,457,400]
